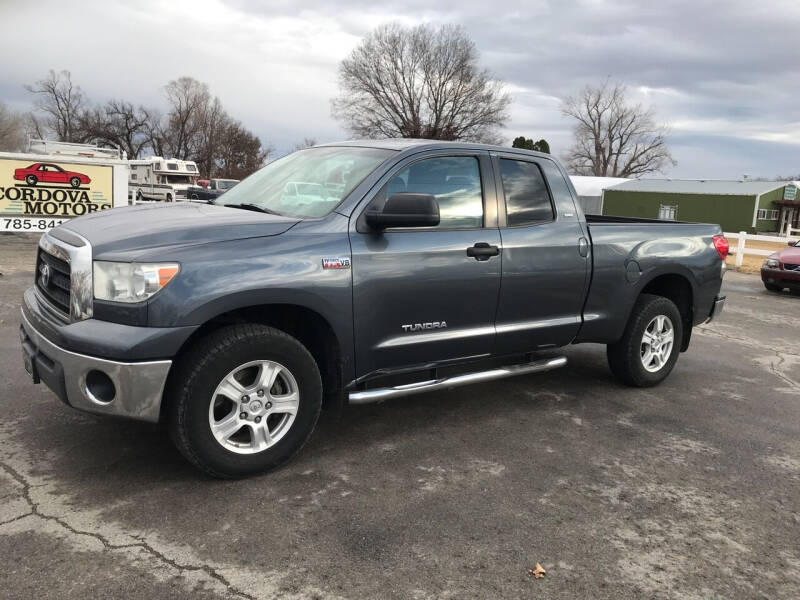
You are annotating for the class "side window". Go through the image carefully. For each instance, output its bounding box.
[382,156,483,229]
[499,159,554,226]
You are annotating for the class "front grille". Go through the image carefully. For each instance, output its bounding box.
[783,263,800,271]
[36,248,71,316]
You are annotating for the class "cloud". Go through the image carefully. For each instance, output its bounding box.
[0,0,797,176]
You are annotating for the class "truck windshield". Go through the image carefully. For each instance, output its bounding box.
[221,146,395,218]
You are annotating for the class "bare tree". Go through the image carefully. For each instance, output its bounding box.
[162,76,212,159]
[561,80,675,177]
[79,100,152,158]
[194,97,229,177]
[25,70,87,142]
[140,106,167,157]
[0,102,27,151]
[332,23,510,144]
[22,70,269,178]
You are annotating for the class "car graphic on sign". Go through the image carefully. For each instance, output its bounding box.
[14,163,91,188]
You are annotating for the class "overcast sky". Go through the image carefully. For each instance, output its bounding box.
[1,0,797,178]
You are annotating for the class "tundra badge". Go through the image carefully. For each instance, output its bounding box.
[402,322,447,332]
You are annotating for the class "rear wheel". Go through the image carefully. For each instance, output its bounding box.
[607,294,683,387]
[25,174,37,186]
[166,193,173,202]
[168,324,322,478]
[764,283,783,292]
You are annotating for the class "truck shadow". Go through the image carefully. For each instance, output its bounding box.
[13,344,618,489]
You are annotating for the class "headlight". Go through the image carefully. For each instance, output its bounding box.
[93,261,180,303]
[763,258,780,269]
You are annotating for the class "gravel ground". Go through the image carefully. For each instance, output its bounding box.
[1,234,798,599]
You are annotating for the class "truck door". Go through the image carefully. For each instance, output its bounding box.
[491,153,590,353]
[350,152,502,377]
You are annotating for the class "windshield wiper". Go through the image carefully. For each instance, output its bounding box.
[224,203,282,216]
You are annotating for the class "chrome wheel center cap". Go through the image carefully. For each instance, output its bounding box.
[248,400,263,413]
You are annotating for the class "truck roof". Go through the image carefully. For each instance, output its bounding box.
[316,139,553,159]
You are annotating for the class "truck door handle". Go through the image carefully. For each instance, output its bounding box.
[578,237,589,257]
[466,243,499,261]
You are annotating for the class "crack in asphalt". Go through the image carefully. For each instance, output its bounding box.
[0,460,256,600]
[770,351,800,391]
[696,326,800,391]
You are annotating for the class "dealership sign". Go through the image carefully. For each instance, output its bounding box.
[784,184,798,202]
[0,158,113,219]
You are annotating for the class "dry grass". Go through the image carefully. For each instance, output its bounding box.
[726,238,791,274]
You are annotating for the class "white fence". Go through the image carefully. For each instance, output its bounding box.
[724,231,799,268]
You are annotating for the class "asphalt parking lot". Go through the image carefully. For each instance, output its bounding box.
[1,233,799,599]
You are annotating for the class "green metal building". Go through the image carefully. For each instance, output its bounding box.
[601,180,800,233]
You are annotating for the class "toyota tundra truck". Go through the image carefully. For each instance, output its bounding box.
[19,140,727,478]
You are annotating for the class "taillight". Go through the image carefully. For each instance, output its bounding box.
[713,235,729,260]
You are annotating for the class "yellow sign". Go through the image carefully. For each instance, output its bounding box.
[0,158,113,218]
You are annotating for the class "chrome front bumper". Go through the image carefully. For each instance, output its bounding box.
[20,309,172,423]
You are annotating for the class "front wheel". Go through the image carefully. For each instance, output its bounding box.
[764,283,783,292]
[25,174,37,186]
[607,294,683,387]
[168,324,322,478]
[69,176,81,188]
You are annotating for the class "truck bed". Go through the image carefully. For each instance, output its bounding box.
[587,214,707,225]
[578,216,724,345]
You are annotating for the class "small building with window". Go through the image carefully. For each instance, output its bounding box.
[601,179,796,233]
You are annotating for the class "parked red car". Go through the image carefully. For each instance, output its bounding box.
[761,240,800,292]
[14,163,91,188]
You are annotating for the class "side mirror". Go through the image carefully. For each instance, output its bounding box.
[365,193,440,230]
[789,240,796,246]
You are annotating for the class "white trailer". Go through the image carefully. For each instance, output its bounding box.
[128,157,199,203]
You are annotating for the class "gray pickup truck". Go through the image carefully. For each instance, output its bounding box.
[19,140,727,478]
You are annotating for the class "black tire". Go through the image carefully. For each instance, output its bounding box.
[136,191,144,202]
[190,193,198,200]
[69,176,81,188]
[166,193,173,202]
[764,283,783,292]
[167,324,322,478]
[25,174,37,186]
[607,294,683,387]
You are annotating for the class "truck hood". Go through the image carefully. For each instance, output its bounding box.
[61,203,299,258]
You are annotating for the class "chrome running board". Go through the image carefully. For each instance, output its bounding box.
[348,356,567,404]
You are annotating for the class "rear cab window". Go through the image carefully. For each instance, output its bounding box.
[498,158,554,226]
